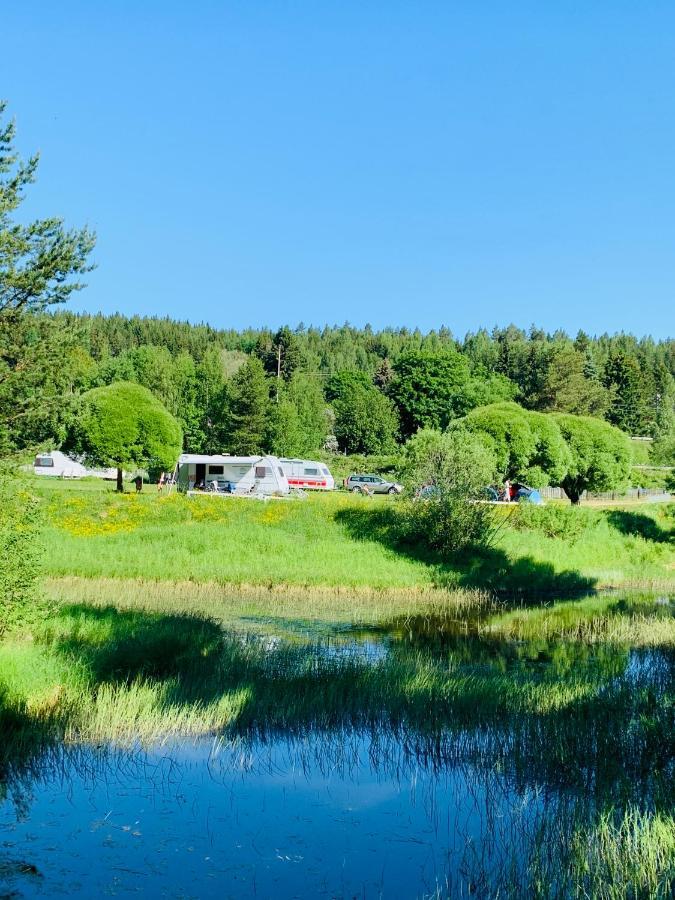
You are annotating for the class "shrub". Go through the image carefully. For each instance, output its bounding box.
[511,503,597,543]
[0,473,43,634]
[398,429,498,555]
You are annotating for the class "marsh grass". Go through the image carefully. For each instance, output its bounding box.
[45,575,492,627]
[452,805,675,900]
[2,591,672,788]
[1,586,672,898]
[485,593,675,647]
[569,807,675,900]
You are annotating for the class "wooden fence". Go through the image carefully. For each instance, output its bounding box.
[538,486,672,502]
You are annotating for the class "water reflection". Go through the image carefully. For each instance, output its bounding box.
[1,591,673,898]
[0,732,589,898]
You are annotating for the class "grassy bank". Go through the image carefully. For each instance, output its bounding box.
[32,477,675,593]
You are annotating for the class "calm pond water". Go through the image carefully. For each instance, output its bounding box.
[1,592,673,898]
[1,734,554,898]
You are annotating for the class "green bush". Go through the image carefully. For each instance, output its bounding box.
[630,468,671,490]
[511,503,598,543]
[0,473,43,634]
[398,429,498,555]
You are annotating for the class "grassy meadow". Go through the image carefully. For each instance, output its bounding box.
[32,476,675,594]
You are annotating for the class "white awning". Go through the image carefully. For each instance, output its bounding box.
[178,454,263,465]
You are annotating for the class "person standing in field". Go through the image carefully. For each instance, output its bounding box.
[158,472,165,494]
[503,479,510,503]
[134,475,143,494]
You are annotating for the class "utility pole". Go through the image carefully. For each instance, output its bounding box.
[276,343,281,403]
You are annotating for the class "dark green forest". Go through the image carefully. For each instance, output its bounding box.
[4,310,674,465]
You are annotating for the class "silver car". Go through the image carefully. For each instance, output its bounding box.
[345,474,403,495]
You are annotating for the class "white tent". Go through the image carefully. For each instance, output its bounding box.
[176,454,290,496]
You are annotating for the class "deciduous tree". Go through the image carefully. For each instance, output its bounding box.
[553,414,632,504]
[68,382,183,491]
[389,350,473,437]
[458,402,570,487]
[333,381,399,454]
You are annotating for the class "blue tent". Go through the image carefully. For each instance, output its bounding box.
[515,487,544,504]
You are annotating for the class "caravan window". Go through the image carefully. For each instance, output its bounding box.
[255,466,271,478]
[277,468,284,477]
[208,465,224,475]
[304,468,318,476]
[35,456,54,467]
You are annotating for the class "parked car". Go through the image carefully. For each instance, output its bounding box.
[345,474,403,495]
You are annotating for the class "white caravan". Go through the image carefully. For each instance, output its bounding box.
[279,458,335,490]
[33,451,88,478]
[32,451,117,480]
[176,454,290,496]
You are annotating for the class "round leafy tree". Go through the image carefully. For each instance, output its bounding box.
[332,381,399,454]
[553,414,632,504]
[69,382,183,491]
[458,402,570,487]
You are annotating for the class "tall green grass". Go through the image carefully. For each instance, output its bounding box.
[454,806,675,900]
[570,808,675,900]
[486,593,674,647]
[31,477,675,592]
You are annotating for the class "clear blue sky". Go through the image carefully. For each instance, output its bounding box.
[3,2,675,338]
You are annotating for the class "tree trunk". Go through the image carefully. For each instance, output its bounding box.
[567,487,581,505]
[562,479,581,505]
[116,466,124,493]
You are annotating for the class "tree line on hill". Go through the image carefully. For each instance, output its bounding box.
[5,311,674,465]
